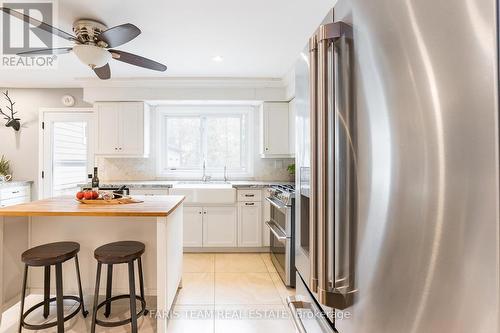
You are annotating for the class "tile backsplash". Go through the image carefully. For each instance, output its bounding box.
[96,156,294,181]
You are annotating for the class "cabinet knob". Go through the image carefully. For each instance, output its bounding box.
[265,148,269,151]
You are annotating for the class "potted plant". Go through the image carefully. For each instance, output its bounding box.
[0,155,12,181]
[287,163,295,177]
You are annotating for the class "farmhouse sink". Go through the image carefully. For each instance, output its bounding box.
[170,183,235,203]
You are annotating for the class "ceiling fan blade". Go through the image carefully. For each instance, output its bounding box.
[94,63,111,80]
[109,50,167,72]
[97,23,141,48]
[0,7,77,42]
[17,47,72,56]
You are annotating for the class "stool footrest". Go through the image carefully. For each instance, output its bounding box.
[94,294,147,327]
[21,295,85,330]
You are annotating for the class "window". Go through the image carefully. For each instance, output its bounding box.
[157,106,253,177]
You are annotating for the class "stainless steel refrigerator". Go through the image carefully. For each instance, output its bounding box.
[290,0,500,332]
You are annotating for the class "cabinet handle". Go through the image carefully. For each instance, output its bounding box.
[203,211,207,215]
[244,194,255,197]
[245,202,255,206]
[114,147,118,150]
[199,211,202,214]
[12,191,20,194]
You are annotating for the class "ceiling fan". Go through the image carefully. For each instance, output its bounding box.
[0,7,167,80]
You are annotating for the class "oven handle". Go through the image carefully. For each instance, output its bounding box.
[265,196,287,210]
[265,221,288,241]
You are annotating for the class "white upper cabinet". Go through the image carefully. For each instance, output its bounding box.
[259,102,295,158]
[95,102,150,157]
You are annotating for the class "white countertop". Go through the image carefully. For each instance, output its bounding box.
[86,180,294,189]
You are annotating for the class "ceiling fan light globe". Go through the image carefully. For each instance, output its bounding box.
[73,44,111,69]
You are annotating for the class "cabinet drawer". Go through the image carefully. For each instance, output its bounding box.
[0,196,30,208]
[237,190,261,202]
[0,186,30,200]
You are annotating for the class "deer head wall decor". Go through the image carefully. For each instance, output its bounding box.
[0,91,20,131]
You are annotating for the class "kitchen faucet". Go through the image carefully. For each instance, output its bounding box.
[202,161,211,182]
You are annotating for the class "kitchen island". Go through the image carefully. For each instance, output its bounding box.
[0,195,185,332]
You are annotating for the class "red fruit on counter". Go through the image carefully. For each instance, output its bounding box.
[92,191,99,199]
[76,191,85,200]
[84,191,93,200]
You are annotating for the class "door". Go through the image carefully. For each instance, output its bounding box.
[97,103,119,154]
[237,201,262,247]
[203,206,237,247]
[119,102,144,155]
[41,111,95,198]
[183,206,203,247]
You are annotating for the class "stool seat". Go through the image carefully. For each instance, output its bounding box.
[94,241,145,264]
[22,242,80,266]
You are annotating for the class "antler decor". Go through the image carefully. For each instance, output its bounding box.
[0,91,21,131]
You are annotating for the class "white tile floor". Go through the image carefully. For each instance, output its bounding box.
[1,253,296,333]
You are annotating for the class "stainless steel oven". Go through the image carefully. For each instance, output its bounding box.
[265,185,295,287]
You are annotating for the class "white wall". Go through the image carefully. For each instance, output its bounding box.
[0,88,91,199]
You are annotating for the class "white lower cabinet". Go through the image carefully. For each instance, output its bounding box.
[203,206,237,247]
[183,207,203,247]
[238,201,262,247]
[183,206,237,247]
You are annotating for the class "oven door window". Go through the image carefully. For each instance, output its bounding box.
[270,204,287,232]
[270,230,287,273]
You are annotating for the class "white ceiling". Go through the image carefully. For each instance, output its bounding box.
[0,0,333,87]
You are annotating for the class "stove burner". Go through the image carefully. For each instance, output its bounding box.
[269,184,295,206]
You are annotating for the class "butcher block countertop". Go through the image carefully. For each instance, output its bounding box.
[0,195,185,217]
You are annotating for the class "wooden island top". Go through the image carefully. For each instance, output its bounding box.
[0,195,185,217]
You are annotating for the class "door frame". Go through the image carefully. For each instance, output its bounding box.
[38,107,96,199]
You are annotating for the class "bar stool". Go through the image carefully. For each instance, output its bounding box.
[91,241,148,333]
[19,241,88,333]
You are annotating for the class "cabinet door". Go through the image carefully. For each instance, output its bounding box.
[203,206,237,247]
[119,102,144,155]
[260,102,291,157]
[238,201,262,247]
[288,98,296,156]
[97,103,120,154]
[183,206,203,247]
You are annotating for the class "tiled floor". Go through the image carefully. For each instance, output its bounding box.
[171,252,296,333]
[0,253,296,333]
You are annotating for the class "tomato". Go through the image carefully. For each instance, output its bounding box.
[76,191,84,200]
[92,191,99,199]
[84,191,93,200]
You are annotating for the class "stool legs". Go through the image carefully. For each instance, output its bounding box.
[43,266,50,319]
[137,257,148,315]
[18,265,28,333]
[55,263,64,333]
[91,262,102,333]
[104,264,113,318]
[128,261,138,333]
[74,255,89,318]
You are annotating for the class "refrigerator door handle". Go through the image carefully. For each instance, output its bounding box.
[315,21,355,311]
[309,34,319,293]
[287,297,309,333]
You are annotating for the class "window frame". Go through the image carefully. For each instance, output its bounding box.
[156,105,254,178]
